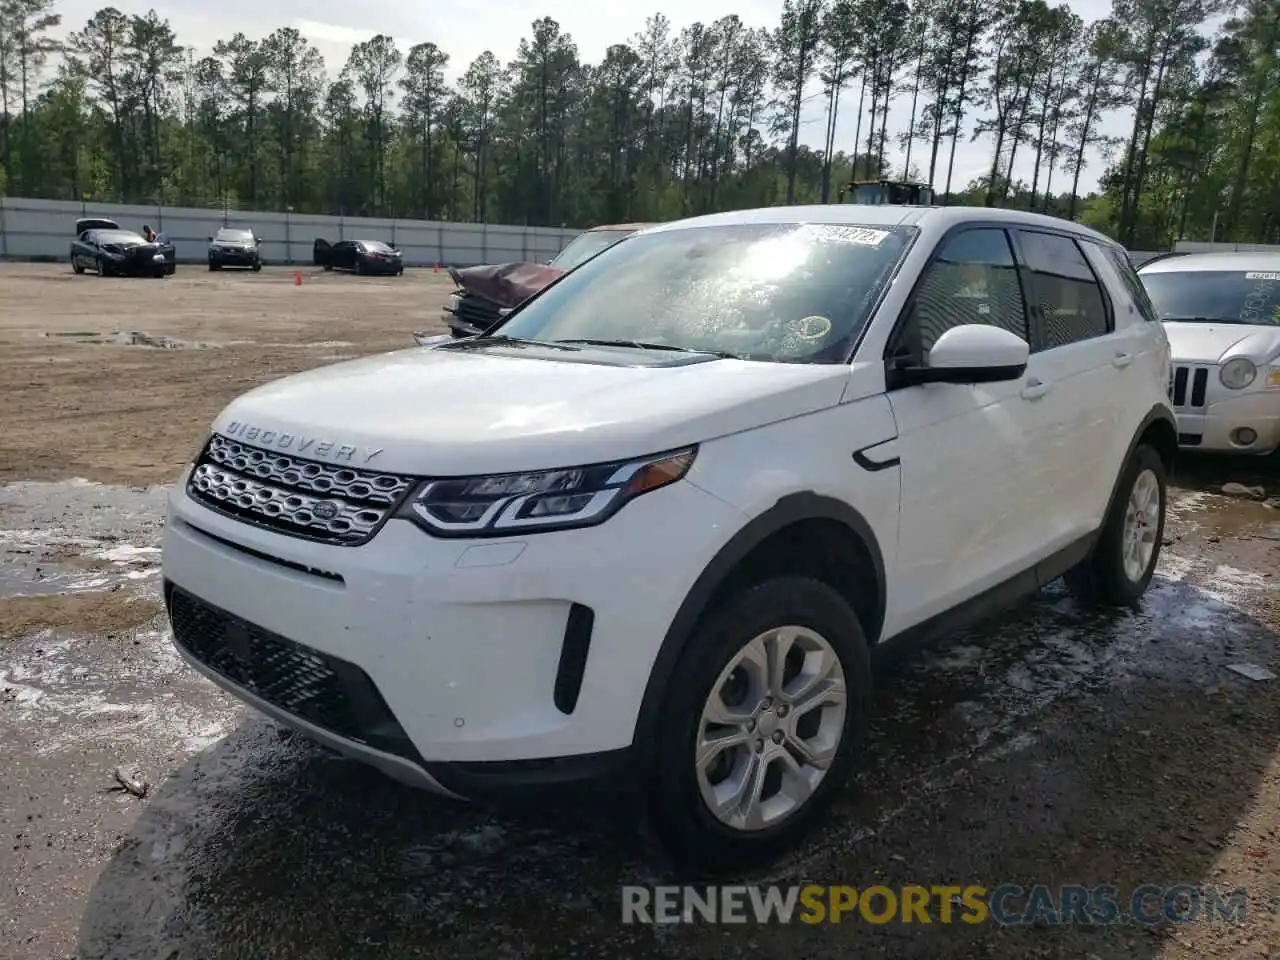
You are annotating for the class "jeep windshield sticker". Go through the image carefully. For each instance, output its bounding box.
[806,225,891,247]
[1245,272,1278,280]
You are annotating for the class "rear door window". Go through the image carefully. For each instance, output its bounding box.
[1014,230,1112,350]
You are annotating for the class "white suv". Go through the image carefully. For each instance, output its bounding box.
[162,206,1175,871]
[1138,251,1280,454]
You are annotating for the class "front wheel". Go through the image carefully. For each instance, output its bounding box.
[1064,443,1167,607]
[649,576,871,873]
[72,260,85,275]
[252,261,262,272]
[96,257,109,277]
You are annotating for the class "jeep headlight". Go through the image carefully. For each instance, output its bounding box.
[1220,357,1257,390]
[397,447,696,536]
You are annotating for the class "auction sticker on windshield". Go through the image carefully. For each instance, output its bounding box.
[1245,272,1278,280]
[806,225,891,247]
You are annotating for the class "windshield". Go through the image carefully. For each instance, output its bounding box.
[361,241,395,253]
[95,230,144,245]
[494,222,916,363]
[216,229,254,242]
[1141,268,1280,325]
[550,231,632,270]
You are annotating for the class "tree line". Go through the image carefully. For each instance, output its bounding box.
[0,0,1277,248]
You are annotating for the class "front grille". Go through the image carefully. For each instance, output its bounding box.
[1169,364,1209,410]
[166,583,421,761]
[452,292,506,330]
[186,434,415,546]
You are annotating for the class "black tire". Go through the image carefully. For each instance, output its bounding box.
[96,257,109,277]
[252,261,262,272]
[323,264,333,272]
[209,261,220,271]
[72,260,84,275]
[1064,443,1167,607]
[648,576,871,874]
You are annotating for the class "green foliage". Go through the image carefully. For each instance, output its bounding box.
[0,0,1274,242]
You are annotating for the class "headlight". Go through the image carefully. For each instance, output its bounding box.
[396,447,697,536]
[1220,357,1257,389]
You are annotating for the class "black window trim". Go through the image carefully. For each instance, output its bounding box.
[880,222,1034,390]
[1008,227,1115,352]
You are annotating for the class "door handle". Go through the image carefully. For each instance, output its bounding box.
[1021,378,1052,400]
[1113,351,1133,368]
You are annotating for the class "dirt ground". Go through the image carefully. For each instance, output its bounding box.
[0,262,1276,959]
[0,262,454,486]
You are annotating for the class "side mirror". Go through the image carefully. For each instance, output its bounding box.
[207,236,213,242]
[898,324,1029,385]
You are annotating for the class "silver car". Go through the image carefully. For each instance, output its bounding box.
[1138,251,1280,455]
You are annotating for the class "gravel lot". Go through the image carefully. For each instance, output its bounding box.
[0,262,1276,959]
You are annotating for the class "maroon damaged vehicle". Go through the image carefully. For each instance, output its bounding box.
[434,223,653,339]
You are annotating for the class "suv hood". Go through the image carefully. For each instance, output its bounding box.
[1164,321,1280,364]
[211,346,852,475]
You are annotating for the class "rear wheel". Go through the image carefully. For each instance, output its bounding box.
[648,576,871,873]
[1064,443,1166,607]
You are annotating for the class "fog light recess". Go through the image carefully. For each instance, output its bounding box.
[1232,427,1258,446]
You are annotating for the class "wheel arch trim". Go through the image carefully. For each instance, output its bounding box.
[632,492,885,757]
[1102,403,1177,522]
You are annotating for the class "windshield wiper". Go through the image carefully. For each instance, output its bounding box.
[435,335,582,351]
[554,338,741,359]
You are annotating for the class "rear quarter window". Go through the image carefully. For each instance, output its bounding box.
[1102,245,1162,323]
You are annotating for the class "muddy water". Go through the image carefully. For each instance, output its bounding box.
[0,474,1277,959]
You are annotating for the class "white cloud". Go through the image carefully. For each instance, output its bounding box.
[48,0,1129,198]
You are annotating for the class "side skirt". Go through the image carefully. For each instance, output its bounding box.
[873,531,1098,666]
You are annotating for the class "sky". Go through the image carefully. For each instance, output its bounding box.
[49,0,1132,199]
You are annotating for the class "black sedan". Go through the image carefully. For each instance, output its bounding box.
[313,238,404,275]
[208,228,263,271]
[71,227,174,278]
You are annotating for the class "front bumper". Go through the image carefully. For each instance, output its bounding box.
[161,469,744,795]
[443,309,486,338]
[1172,378,1280,453]
[109,251,168,275]
[210,249,260,267]
[360,258,403,274]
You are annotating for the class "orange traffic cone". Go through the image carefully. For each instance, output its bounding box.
[294,271,302,286]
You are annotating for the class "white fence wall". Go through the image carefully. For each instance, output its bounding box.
[1173,240,1280,254]
[0,195,1176,269]
[0,196,584,267]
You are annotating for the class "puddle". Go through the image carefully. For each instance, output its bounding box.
[39,330,252,349]
[0,479,167,597]
[263,340,356,349]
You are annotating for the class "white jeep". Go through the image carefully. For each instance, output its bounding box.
[161,206,1175,870]
[1138,251,1280,454]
